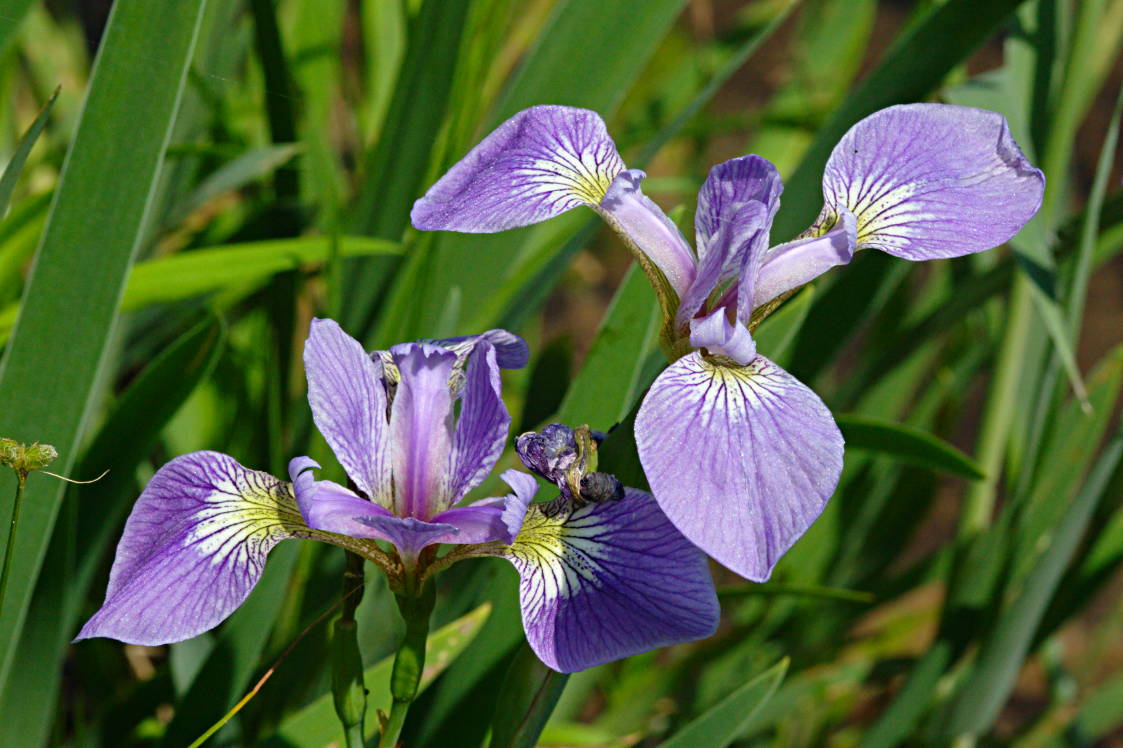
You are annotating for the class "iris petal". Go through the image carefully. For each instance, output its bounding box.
[445,341,511,508]
[688,307,757,366]
[598,169,697,298]
[303,318,392,505]
[389,343,457,519]
[75,452,312,645]
[636,352,843,581]
[752,209,856,309]
[411,106,624,232]
[819,103,1044,260]
[504,487,718,673]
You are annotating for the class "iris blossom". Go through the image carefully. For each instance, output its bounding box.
[412,104,1044,581]
[78,318,716,673]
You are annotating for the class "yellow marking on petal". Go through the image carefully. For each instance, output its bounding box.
[506,503,610,603]
[183,474,307,564]
[696,356,790,410]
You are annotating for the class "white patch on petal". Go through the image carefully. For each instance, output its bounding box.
[181,468,304,566]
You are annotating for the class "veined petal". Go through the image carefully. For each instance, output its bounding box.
[424,329,529,370]
[291,457,468,555]
[389,343,457,519]
[636,353,843,581]
[445,341,511,508]
[695,155,782,269]
[411,106,624,232]
[504,488,718,673]
[76,452,310,645]
[428,469,539,546]
[674,156,782,325]
[678,201,767,327]
[752,209,856,309]
[819,103,1044,260]
[354,515,459,557]
[289,456,396,539]
[303,318,391,505]
[599,169,697,298]
[688,307,756,366]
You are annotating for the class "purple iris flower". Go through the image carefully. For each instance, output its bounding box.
[77,318,716,672]
[411,104,1045,582]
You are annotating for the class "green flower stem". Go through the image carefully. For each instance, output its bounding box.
[380,575,436,748]
[959,272,1034,537]
[0,469,27,615]
[332,551,368,748]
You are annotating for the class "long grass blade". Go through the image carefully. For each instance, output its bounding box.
[0,0,209,695]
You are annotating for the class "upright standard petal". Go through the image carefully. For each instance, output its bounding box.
[818,103,1044,260]
[425,328,530,370]
[445,342,511,508]
[76,452,309,645]
[694,155,782,268]
[636,353,843,581]
[504,487,718,673]
[389,343,457,519]
[598,169,697,298]
[676,156,782,326]
[411,105,624,232]
[303,318,391,505]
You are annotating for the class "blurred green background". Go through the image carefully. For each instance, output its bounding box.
[0,0,1121,745]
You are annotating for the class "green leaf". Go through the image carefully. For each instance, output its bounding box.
[0,236,397,341]
[555,262,661,429]
[659,658,788,748]
[0,0,209,696]
[518,335,573,434]
[161,544,302,747]
[836,415,986,480]
[0,313,226,747]
[942,426,1123,740]
[342,0,474,334]
[491,0,688,122]
[162,143,301,230]
[1075,668,1123,740]
[488,643,570,748]
[0,85,57,218]
[260,602,492,747]
[1011,345,1123,583]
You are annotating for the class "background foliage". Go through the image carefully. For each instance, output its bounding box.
[0,0,1121,745]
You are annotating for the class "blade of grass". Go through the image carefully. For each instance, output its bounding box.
[342,0,473,337]
[0,235,398,341]
[488,643,571,748]
[659,658,788,748]
[943,426,1123,740]
[836,415,986,480]
[0,0,209,694]
[555,263,660,428]
[0,85,57,218]
[162,143,301,231]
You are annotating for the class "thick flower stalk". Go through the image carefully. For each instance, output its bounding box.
[77,318,716,678]
[411,104,1045,581]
